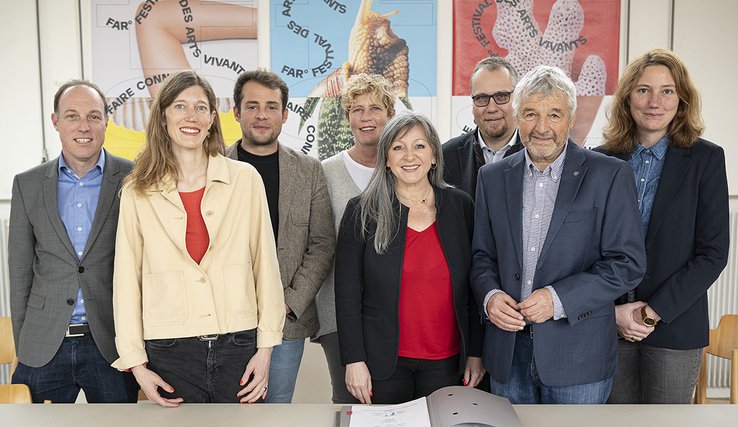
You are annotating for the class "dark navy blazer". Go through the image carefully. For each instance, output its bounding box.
[471,141,646,386]
[442,127,522,199]
[596,139,729,350]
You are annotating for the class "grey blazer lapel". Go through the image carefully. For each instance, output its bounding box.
[82,152,123,259]
[645,145,690,248]
[539,142,587,263]
[277,144,297,247]
[43,158,77,260]
[504,154,525,275]
[225,140,239,160]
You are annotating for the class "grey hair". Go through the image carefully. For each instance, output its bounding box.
[469,56,519,93]
[359,111,448,254]
[512,65,577,119]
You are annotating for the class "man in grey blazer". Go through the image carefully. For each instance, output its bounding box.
[9,80,137,403]
[227,70,335,403]
[470,66,646,403]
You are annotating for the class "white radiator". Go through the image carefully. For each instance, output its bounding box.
[705,212,738,388]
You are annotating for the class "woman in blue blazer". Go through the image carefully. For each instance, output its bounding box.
[596,49,729,404]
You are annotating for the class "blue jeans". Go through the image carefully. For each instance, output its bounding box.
[12,334,138,403]
[265,338,305,403]
[490,331,613,404]
[146,329,257,403]
[608,339,702,404]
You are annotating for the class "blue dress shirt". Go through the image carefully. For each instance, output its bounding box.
[58,151,106,325]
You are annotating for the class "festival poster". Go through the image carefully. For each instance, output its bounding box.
[270,0,438,159]
[452,0,621,147]
[90,0,258,160]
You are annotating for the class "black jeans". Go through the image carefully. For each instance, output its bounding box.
[315,332,359,404]
[371,354,460,404]
[145,329,257,403]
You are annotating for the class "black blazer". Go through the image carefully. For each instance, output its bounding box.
[596,139,729,349]
[442,128,522,198]
[335,187,482,380]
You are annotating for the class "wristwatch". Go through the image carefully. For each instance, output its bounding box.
[641,306,658,327]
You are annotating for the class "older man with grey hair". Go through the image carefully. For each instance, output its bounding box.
[470,65,646,403]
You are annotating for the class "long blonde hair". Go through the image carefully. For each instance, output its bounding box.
[128,71,225,194]
[602,49,704,154]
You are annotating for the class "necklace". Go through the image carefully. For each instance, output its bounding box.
[398,185,433,205]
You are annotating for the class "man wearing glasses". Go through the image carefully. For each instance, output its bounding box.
[443,57,522,198]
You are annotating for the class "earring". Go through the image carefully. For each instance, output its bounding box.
[385,166,391,172]
[430,163,437,170]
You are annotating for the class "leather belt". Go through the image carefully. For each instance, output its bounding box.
[65,323,90,337]
[197,334,220,341]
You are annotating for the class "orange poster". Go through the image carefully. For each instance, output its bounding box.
[452,0,621,146]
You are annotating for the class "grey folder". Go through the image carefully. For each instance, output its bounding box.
[337,386,522,427]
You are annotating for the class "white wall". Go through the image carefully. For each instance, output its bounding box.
[2,1,45,207]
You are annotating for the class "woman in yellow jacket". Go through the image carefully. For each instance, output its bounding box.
[112,70,285,406]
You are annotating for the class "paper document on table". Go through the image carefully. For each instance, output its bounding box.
[348,397,431,427]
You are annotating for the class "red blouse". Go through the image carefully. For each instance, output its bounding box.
[179,187,209,264]
[397,222,460,359]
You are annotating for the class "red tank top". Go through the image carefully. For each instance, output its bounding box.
[397,223,460,359]
[179,187,209,264]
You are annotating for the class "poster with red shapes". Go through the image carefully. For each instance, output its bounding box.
[452,0,621,147]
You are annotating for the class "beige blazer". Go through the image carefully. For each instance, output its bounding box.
[112,154,285,370]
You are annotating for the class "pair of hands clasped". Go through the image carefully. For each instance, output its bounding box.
[486,288,555,332]
[489,290,661,343]
[131,347,273,407]
[616,301,660,342]
[345,356,486,404]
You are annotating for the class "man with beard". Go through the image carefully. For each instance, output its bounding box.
[443,57,522,198]
[470,65,646,404]
[227,70,335,403]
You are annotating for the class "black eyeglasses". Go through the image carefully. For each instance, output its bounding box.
[471,91,513,107]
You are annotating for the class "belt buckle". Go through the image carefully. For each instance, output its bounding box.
[198,334,219,341]
[66,323,86,337]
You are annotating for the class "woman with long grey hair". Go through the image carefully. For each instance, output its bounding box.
[334,112,484,404]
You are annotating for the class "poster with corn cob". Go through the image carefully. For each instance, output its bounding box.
[271,0,437,159]
[89,0,259,160]
[452,0,621,147]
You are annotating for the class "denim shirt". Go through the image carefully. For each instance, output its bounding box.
[628,137,668,236]
[625,138,667,303]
